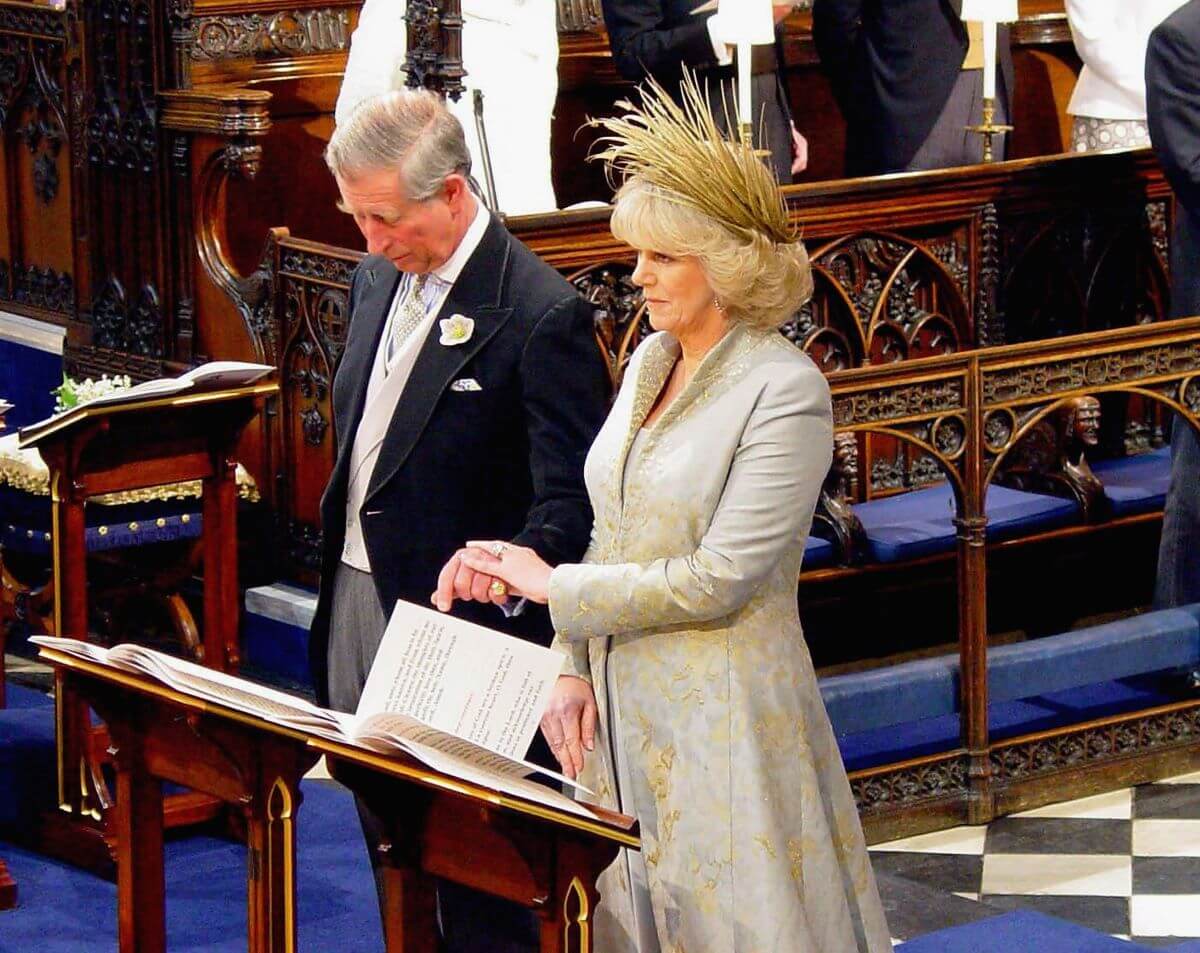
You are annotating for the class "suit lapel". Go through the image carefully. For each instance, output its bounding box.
[334,261,401,475]
[365,216,515,499]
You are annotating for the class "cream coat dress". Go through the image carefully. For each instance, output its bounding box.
[548,325,891,953]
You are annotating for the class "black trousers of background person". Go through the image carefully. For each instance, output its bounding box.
[906,67,1011,171]
[326,562,540,953]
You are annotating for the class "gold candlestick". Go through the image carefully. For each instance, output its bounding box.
[966,97,1013,163]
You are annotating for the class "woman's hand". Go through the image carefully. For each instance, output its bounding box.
[540,675,597,780]
[456,540,553,605]
[431,548,510,612]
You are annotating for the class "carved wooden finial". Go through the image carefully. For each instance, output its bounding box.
[403,0,466,102]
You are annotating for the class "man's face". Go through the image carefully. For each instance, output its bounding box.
[336,167,465,274]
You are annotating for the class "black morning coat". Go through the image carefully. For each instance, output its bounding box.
[1147,0,1200,321]
[308,213,610,709]
[812,0,1014,176]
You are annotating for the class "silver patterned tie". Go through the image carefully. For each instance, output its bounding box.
[385,273,430,374]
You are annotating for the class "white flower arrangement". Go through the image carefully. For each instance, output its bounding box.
[52,373,133,414]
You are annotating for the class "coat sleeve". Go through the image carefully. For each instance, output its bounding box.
[1146,16,1200,214]
[510,294,609,567]
[1065,0,1145,105]
[548,362,833,641]
[600,0,722,83]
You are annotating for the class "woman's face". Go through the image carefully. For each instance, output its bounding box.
[631,248,722,338]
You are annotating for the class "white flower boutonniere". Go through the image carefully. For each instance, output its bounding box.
[439,314,475,346]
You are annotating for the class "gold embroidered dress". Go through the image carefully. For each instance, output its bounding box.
[548,325,891,953]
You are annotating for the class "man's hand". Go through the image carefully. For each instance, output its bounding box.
[431,549,508,612]
[540,676,597,779]
[791,124,808,174]
[458,541,553,604]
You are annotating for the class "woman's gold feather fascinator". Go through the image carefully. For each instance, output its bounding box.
[589,71,794,247]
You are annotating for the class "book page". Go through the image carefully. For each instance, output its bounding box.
[179,361,274,391]
[356,600,564,761]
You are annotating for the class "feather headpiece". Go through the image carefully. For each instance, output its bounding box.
[589,70,795,247]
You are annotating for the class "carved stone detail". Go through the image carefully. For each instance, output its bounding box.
[990,705,1200,783]
[851,755,969,813]
[190,10,351,61]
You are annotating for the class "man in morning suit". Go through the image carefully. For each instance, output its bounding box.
[310,89,608,952]
[1148,0,1200,608]
[812,0,1014,176]
[601,0,808,180]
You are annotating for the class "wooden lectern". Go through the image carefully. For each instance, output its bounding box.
[18,382,277,872]
[38,646,638,953]
[0,396,14,909]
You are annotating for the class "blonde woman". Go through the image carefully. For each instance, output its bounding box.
[436,79,890,953]
[1065,0,1188,152]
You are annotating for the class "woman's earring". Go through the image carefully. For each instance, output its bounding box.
[713,296,727,314]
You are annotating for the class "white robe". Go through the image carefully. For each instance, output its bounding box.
[335,0,559,215]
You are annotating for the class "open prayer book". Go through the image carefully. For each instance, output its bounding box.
[32,600,599,819]
[19,360,275,442]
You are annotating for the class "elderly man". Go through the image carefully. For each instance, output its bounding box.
[310,89,608,951]
[335,0,559,214]
[1148,0,1200,608]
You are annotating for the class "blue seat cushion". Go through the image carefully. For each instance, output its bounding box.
[821,656,958,736]
[802,534,834,570]
[0,486,202,555]
[3,682,53,710]
[853,482,1080,564]
[988,608,1200,704]
[1091,446,1172,516]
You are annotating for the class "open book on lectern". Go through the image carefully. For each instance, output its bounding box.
[32,600,597,819]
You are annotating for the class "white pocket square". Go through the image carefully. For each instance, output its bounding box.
[450,378,483,392]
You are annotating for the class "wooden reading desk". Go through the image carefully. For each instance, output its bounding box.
[37,645,638,953]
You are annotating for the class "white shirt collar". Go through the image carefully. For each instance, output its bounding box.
[430,197,489,287]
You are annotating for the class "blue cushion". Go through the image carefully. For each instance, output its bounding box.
[1091,446,1172,516]
[0,486,203,555]
[853,482,1080,564]
[988,608,1200,703]
[802,534,834,570]
[821,657,958,735]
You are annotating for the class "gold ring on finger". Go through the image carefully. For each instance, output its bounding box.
[489,580,508,597]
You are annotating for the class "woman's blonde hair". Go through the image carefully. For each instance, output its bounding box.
[610,176,813,331]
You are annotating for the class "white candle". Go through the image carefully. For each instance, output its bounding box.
[982,20,997,100]
[738,40,752,126]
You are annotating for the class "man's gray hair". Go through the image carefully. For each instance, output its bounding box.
[325,89,472,202]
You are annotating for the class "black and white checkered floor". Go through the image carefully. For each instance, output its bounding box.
[871,770,1200,947]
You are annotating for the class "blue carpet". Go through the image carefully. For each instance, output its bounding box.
[0,780,382,953]
[896,910,1161,951]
